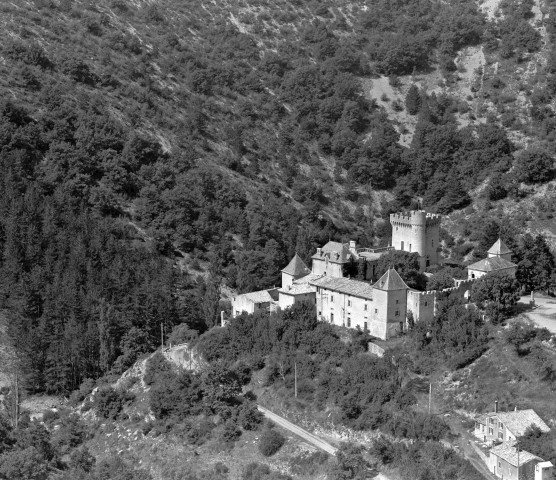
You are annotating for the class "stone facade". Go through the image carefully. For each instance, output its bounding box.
[312,268,408,340]
[390,210,441,271]
[467,238,518,280]
[406,290,435,323]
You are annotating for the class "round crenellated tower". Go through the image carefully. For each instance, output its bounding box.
[410,210,426,264]
[390,210,441,271]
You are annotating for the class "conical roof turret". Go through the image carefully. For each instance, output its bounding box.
[373,267,409,290]
[281,254,311,277]
[488,238,512,256]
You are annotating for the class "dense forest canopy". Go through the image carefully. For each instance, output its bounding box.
[0,0,554,395]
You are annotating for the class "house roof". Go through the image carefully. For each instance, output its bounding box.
[495,409,551,437]
[476,413,489,425]
[309,276,374,300]
[293,273,322,285]
[312,241,352,264]
[281,254,311,277]
[358,251,387,261]
[488,238,512,256]
[490,444,541,467]
[241,290,277,304]
[467,257,517,272]
[373,268,409,291]
[278,283,315,296]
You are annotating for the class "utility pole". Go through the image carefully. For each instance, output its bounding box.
[294,362,298,398]
[428,383,432,414]
[517,442,520,480]
[14,374,18,429]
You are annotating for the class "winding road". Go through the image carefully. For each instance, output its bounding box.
[256,405,338,456]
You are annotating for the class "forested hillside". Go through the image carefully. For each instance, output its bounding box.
[1,0,556,394]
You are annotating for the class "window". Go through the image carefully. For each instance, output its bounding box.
[424,301,428,306]
[432,240,434,247]
[347,317,351,327]
[396,299,399,304]
[348,299,351,307]
[395,311,400,316]
[318,311,321,316]
[489,428,493,435]
[364,304,368,311]
[499,422,504,429]
[489,418,494,424]
[317,287,320,293]
[409,243,412,252]
[364,322,368,331]
[235,311,239,316]
[498,432,503,439]
[331,295,334,303]
[375,309,378,314]
[472,273,475,279]
[331,313,334,323]
[401,241,405,250]
[498,461,501,468]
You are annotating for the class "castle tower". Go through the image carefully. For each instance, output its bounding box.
[487,238,512,262]
[281,254,311,288]
[390,210,441,271]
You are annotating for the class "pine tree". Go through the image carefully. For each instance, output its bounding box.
[405,85,421,115]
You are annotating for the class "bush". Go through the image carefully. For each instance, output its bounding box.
[220,420,242,444]
[448,344,488,369]
[258,428,286,456]
[144,352,173,386]
[238,403,264,431]
[515,148,554,184]
[92,387,133,420]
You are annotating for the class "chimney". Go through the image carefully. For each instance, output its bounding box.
[495,401,498,413]
[317,247,322,256]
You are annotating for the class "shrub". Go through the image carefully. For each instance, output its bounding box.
[448,344,488,369]
[220,420,242,444]
[258,428,286,456]
[92,387,133,420]
[238,403,264,430]
[515,148,554,184]
[144,352,173,386]
[69,378,95,406]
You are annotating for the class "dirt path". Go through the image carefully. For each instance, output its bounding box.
[257,405,338,456]
[517,294,556,333]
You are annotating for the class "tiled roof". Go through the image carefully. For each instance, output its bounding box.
[373,268,409,291]
[241,290,276,304]
[490,444,541,467]
[293,273,322,285]
[467,257,517,272]
[358,251,387,261]
[309,276,374,300]
[312,241,352,263]
[496,409,550,437]
[488,238,512,256]
[279,284,315,295]
[281,254,311,277]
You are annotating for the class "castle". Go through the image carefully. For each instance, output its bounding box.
[231,210,517,340]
